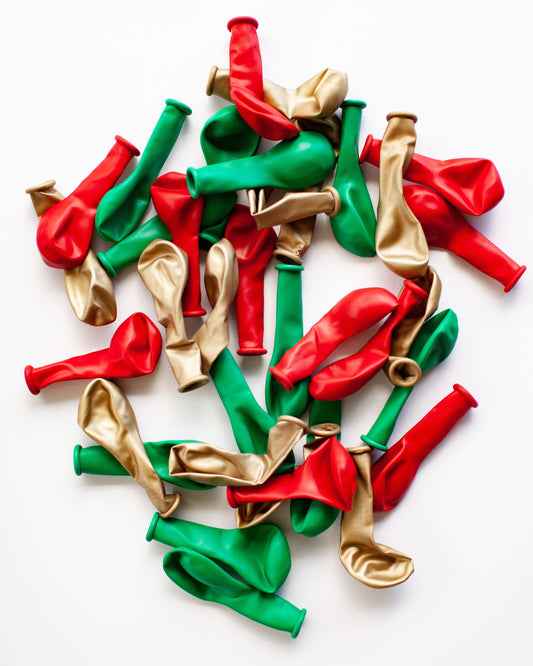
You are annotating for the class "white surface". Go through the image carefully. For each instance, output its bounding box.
[2,1,532,664]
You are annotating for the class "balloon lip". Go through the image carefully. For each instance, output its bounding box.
[25,179,56,194]
[323,185,341,216]
[146,512,160,542]
[185,168,199,198]
[24,365,39,394]
[182,307,207,317]
[360,434,388,451]
[206,65,218,96]
[275,263,304,273]
[359,134,374,163]
[503,265,526,292]
[388,356,422,388]
[227,16,259,31]
[237,347,268,356]
[386,111,418,123]
[341,99,367,110]
[97,251,118,278]
[73,445,83,476]
[226,486,237,508]
[268,365,294,390]
[114,135,140,157]
[291,608,307,638]
[178,375,210,393]
[165,99,192,116]
[452,384,478,408]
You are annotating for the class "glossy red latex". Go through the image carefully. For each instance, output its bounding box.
[24,312,162,394]
[36,136,139,269]
[226,436,357,511]
[371,384,478,511]
[150,172,206,316]
[227,17,299,141]
[224,204,277,355]
[360,135,504,216]
[310,281,428,401]
[269,288,398,391]
[404,185,526,292]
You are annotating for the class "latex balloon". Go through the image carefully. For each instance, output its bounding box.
[371,384,478,511]
[404,185,526,292]
[360,134,505,216]
[207,66,348,120]
[224,205,276,355]
[339,447,414,587]
[375,112,429,278]
[249,186,340,230]
[25,179,64,217]
[34,136,139,269]
[150,172,206,316]
[330,100,377,257]
[186,132,336,199]
[78,379,180,516]
[269,287,398,391]
[64,249,117,326]
[226,17,299,141]
[95,99,192,242]
[146,513,291,593]
[273,217,315,265]
[309,281,427,401]
[24,312,162,394]
[227,436,358,511]
[168,416,306,486]
[362,309,459,450]
[73,442,214,491]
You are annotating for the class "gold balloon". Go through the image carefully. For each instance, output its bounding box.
[235,501,282,529]
[339,447,414,587]
[168,416,306,486]
[376,112,429,278]
[207,66,348,119]
[78,379,180,517]
[64,249,117,326]
[249,187,340,230]
[274,218,315,265]
[26,180,64,217]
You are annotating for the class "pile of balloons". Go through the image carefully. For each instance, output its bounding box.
[24,16,524,637]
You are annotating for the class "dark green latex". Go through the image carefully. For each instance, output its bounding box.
[162,546,305,636]
[97,215,172,277]
[146,513,290,593]
[199,105,261,240]
[330,100,376,257]
[265,265,309,420]
[73,442,213,491]
[361,308,459,450]
[290,399,342,537]
[186,131,336,198]
[95,99,192,243]
[209,349,294,474]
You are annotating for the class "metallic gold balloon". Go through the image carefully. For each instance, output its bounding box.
[274,218,315,265]
[64,249,117,326]
[207,66,348,119]
[235,501,282,529]
[249,187,340,230]
[26,180,117,326]
[339,446,414,587]
[26,180,64,217]
[168,416,306,486]
[78,378,180,517]
[376,112,429,278]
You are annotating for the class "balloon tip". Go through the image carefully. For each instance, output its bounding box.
[291,608,307,638]
[73,445,83,476]
[237,347,268,356]
[165,99,192,116]
[227,16,259,31]
[504,265,526,292]
[452,384,478,408]
[24,365,39,394]
[114,135,140,157]
[360,434,388,451]
[146,513,159,542]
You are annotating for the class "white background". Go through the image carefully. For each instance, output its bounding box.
[2,1,532,664]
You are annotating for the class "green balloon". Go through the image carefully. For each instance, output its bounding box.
[290,398,342,537]
[265,264,309,419]
[73,442,213,491]
[210,349,294,473]
[95,99,191,243]
[361,309,459,450]
[97,215,172,277]
[330,100,376,257]
[186,131,336,198]
[146,513,290,593]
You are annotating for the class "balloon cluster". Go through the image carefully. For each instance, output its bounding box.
[25,16,524,637]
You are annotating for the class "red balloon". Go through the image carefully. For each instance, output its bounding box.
[36,136,139,269]
[24,312,162,394]
[404,184,526,292]
[371,384,478,511]
[226,436,357,511]
[227,16,299,141]
[360,134,504,216]
[150,172,206,316]
[224,204,277,355]
[309,281,428,401]
[269,287,399,390]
